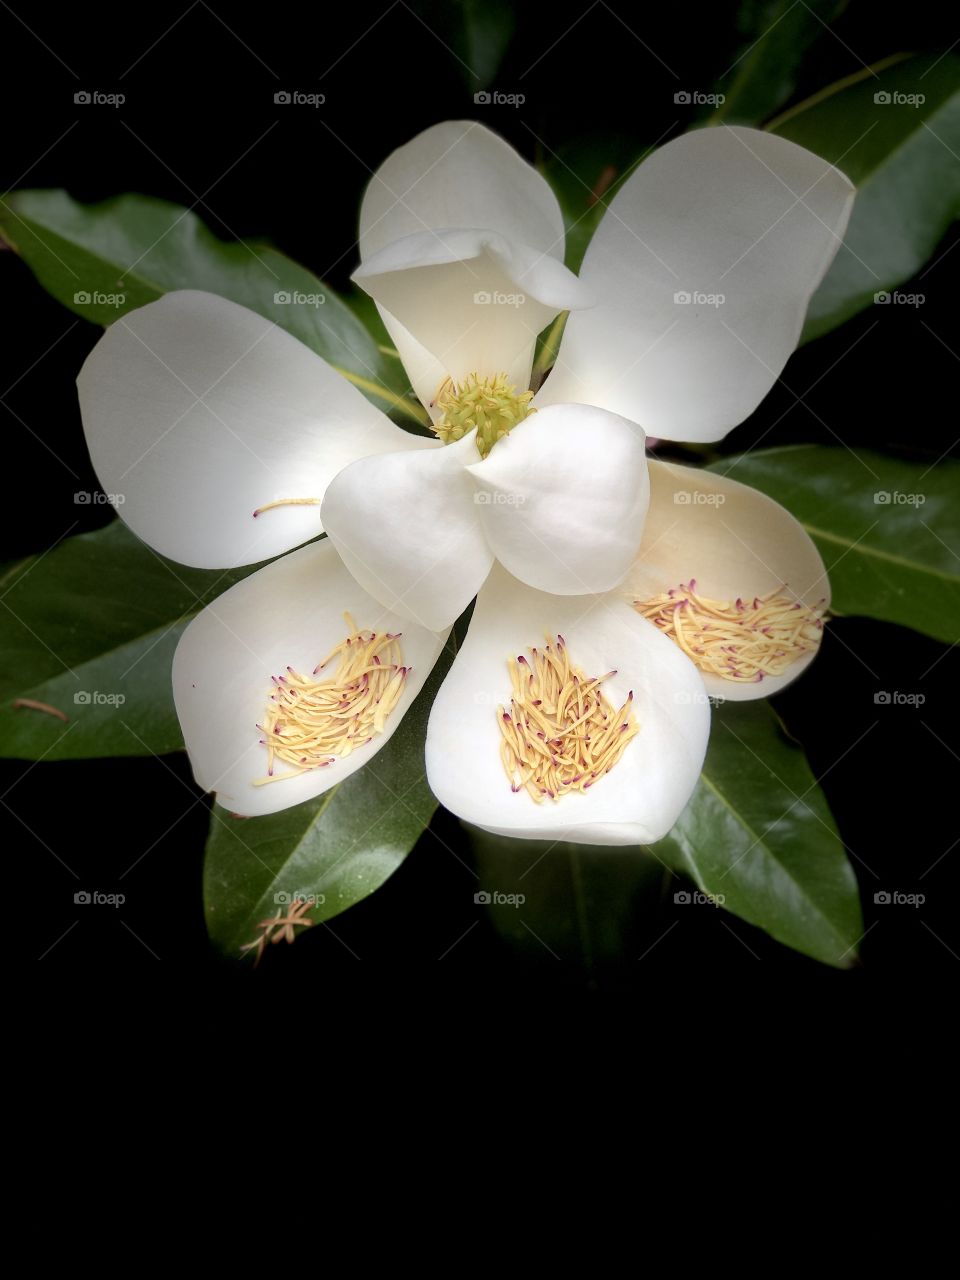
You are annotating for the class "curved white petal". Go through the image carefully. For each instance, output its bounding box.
[467,404,650,596]
[425,565,710,845]
[359,120,565,261]
[321,432,493,631]
[358,121,572,408]
[624,459,829,700]
[539,126,855,443]
[353,229,587,390]
[78,290,418,568]
[172,538,449,817]
[375,308,451,425]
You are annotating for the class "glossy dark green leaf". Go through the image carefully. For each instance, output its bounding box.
[707,0,848,125]
[769,53,960,342]
[204,639,455,954]
[710,446,960,644]
[657,699,863,967]
[412,0,514,91]
[0,521,255,759]
[539,134,647,274]
[0,189,426,424]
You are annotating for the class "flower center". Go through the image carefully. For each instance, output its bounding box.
[635,580,825,684]
[432,372,535,458]
[498,634,639,802]
[254,613,408,785]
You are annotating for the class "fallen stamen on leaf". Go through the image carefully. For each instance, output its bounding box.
[12,698,69,722]
[253,612,409,785]
[497,634,639,803]
[635,580,825,682]
[240,896,315,967]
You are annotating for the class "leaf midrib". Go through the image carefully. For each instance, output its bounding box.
[686,771,852,955]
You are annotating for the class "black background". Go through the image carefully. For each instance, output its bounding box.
[3,0,957,988]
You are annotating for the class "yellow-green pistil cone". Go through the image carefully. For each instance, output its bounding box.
[432,372,535,458]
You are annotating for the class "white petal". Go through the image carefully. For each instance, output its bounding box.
[624,459,829,700]
[77,290,419,568]
[358,121,575,406]
[467,404,650,596]
[374,308,451,426]
[426,565,709,845]
[359,120,565,261]
[321,432,493,631]
[172,538,449,817]
[539,126,855,443]
[353,229,586,389]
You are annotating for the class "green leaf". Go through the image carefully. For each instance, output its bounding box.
[707,0,848,126]
[416,0,514,91]
[710,445,960,644]
[768,53,960,342]
[539,135,647,273]
[658,700,863,967]
[203,639,455,955]
[0,189,427,425]
[0,521,255,759]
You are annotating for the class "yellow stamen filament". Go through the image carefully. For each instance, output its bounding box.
[253,613,408,785]
[497,634,639,803]
[635,580,825,684]
[252,497,322,518]
[432,371,535,458]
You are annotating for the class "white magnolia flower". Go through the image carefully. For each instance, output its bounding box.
[75,119,851,843]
